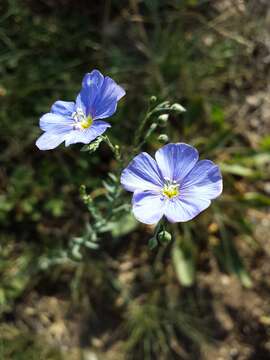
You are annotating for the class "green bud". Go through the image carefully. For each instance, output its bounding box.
[150,122,158,130]
[171,103,186,113]
[158,230,172,245]
[158,114,169,124]
[158,134,169,143]
[150,95,157,103]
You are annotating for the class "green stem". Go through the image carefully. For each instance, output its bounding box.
[103,135,122,162]
[132,100,173,153]
[133,111,152,148]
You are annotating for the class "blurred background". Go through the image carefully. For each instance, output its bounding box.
[1,0,270,359]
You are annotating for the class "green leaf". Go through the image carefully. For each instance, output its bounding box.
[211,104,225,126]
[110,213,138,238]
[220,163,256,177]
[148,237,158,250]
[172,243,195,287]
[80,136,104,153]
[242,192,270,207]
[260,136,270,151]
[70,244,82,261]
[187,0,198,5]
[214,237,252,288]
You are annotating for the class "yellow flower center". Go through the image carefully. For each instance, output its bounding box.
[162,183,179,199]
[80,115,93,129]
[72,108,93,130]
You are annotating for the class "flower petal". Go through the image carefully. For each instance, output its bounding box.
[99,76,125,102]
[132,190,164,225]
[181,160,223,199]
[40,113,74,132]
[82,69,104,90]
[36,131,67,150]
[75,90,89,115]
[155,143,199,182]
[51,101,75,116]
[92,76,125,119]
[64,120,110,146]
[77,70,105,115]
[164,196,211,223]
[120,153,163,192]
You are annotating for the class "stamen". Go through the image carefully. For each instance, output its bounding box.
[72,108,93,130]
[162,181,180,199]
[81,116,93,129]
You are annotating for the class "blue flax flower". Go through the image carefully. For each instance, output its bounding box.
[36,70,125,150]
[121,143,223,224]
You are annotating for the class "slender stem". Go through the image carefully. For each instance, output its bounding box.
[132,101,173,153]
[136,122,157,151]
[103,135,122,162]
[154,216,167,244]
[133,109,152,149]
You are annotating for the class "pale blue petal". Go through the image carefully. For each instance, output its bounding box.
[75,91,88,114]
[82,70,104,90]
[77,70,105,116]
[181,160,223,199]
[132,190,164,225]
[120,153,163,192]
[76,72,125,120]
[164,196,210,223]
[99,76,125,102]
[36,131,67,150]
[93,99,117,120]
[155,143,199,182]
[163,160,222,222]
[64,120,110,146]
[51,101,75,116]
[40,113,74,132]
[92,76,125,119]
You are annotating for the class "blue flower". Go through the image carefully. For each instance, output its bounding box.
[121,143,223,224]
[36,70,125,150]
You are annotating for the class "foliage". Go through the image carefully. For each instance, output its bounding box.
[0,0,269,358]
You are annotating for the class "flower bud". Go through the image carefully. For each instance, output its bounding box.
[150,95,157,103]
[158,230,172,245]
[158,134,169,143]
[158,114,169,125]
[171,103,186,113]
[150,122,158,131]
